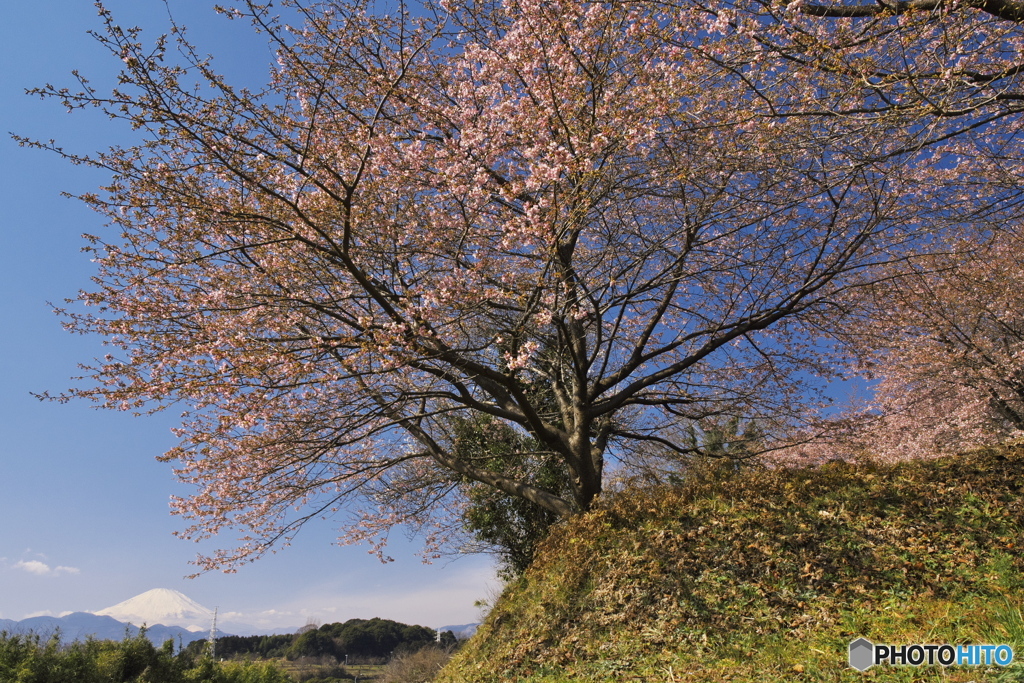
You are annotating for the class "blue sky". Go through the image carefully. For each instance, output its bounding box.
[0,0,496,632]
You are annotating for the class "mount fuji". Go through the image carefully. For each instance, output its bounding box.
[95,588,215,633]
[0,589,247,645]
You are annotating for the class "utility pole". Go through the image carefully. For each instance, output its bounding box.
[208,607,218,659]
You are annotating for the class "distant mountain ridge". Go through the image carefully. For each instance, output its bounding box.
[0,588,230,646]
[437,622,479,639]
[0,611,211,646]
[2,588,478,646]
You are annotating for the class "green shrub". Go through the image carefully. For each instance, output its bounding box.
[0,632,288,683]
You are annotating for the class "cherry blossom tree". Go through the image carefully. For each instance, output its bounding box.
[25,0,1007,569]
[722,0,1024,462]
[742,0,1024,137]
[841,227,1024,460]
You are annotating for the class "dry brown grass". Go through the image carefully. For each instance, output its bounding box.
[379,647,452,683]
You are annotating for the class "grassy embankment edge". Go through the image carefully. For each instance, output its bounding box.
[438,446,1024,682]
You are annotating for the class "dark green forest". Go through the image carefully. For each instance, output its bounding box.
[181,617,454,663]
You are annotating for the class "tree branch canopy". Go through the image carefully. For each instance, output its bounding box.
[797,0,1024,22]
[29,0,1024,570]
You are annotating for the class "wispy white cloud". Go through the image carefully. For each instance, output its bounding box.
[15,560,51,575]
[13,560,80,577]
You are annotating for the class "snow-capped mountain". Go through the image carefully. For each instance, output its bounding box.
[95,588,214,633]
[2,590,261,645]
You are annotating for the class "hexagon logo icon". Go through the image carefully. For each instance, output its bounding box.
[849,637,874,671]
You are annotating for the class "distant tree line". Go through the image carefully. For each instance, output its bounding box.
[0,630,289,683]
[182,618,456,663]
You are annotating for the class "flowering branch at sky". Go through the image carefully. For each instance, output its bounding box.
[22,0,1024,569]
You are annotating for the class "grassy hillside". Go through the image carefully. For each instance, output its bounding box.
[438,446,1024,682]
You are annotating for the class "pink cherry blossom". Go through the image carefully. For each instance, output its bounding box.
[25,0,1024,570]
